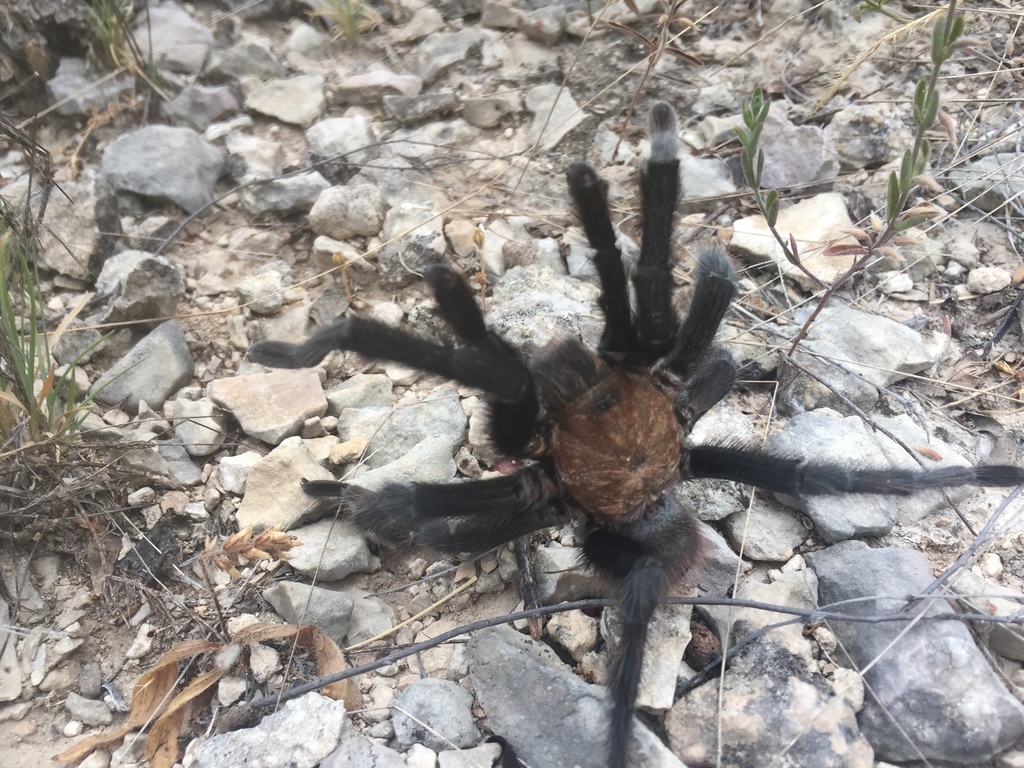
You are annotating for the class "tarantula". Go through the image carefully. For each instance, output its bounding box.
[250,102,1024,768]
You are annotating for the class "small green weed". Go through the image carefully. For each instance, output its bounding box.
[311,0,383,44]
[89,0,136,71]
[735,0,963,353]
[0,200,98,458]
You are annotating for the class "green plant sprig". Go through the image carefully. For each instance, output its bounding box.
[737,0,962,355]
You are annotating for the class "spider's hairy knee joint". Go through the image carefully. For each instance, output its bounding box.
[693,241,736,283]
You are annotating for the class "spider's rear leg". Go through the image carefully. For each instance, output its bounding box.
[337,468,563,553]
[685,443,1024,494]
[582,495,702,768]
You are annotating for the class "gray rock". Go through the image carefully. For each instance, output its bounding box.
[546,609,599,661]
[525,83,586,150]
[100,125,226,214]
[341,591,395,644]
[387,119,478,164]
[95,249,185,325]
[461,96,514,128]
[679,154,737,203]
[383,91,459,126]
[322,735,407,768]
[702,565,818,662]
[946,152,1024,212]
[217,451,262,495]
[667,636,872,767]
[134,3,213,73]
[207,38,286,82]
[732,192,859,290]
[288,518,374,581]
[828,102,913,171]
[325,374,394,413]
[758,110,840,188]
[170,396,227,457]
[487,266,602,355]
[722,496,808,561]
[306,115,379,168]
[377,203,447,289]
[34,170,120,281]
[286,22,329,59]
[245,74,325,127]
[412,29,485,84]
[391,6,446,43]
[225,132,285,181]
[603,603,691,711]
[805,541,1024,762]
[156,438,203,486]
[334,69,423,105]
[195,693,351,768]
[341,388,465,468]
[163,83,238,130]
[309,184,388,239]
[93,320,194,412]
[236,269,286,315]
[347,436,456,491]
[437,743,502,768]
[778,304,934,413]
[469,627,684,767]
[236,437,335,530]
[482,0,523,29]
[692,520,749,604]
[64,691,113,726]
[46,57,134,116]
[263,582,354,644]
[534,543,602,603]
[208,369,327,445]
[951,569,1024,661]
[519,6,565,46]
[0,602,22,702]
[241,170,331,216]
[966,266,1011,294]
[393,678,480,751]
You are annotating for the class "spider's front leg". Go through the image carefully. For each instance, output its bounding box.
[582,496,703,768]
[305,467,565,554]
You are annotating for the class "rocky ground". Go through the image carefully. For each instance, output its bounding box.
[2,0,1024,766]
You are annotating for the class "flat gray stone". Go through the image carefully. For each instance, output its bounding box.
[806,542,1024,763]
[245,74,325,127]
[195,693,351,768]
[208,369,327,445]
[100,125,225,214]
[93,320,194,413]
[236,437,334,529]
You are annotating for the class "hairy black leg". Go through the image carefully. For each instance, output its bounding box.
[339,469,562,553]
[422,265,488,344]
[632,102,682,359]
[685,443,1024,494]
[674,345,737,429]
[584,529,669,768]
[250,316,531,403]
[664,242,737,378]
[566,161,636,359]
[421,265,540,455]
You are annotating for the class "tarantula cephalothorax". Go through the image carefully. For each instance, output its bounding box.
[250,102,1024,768]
